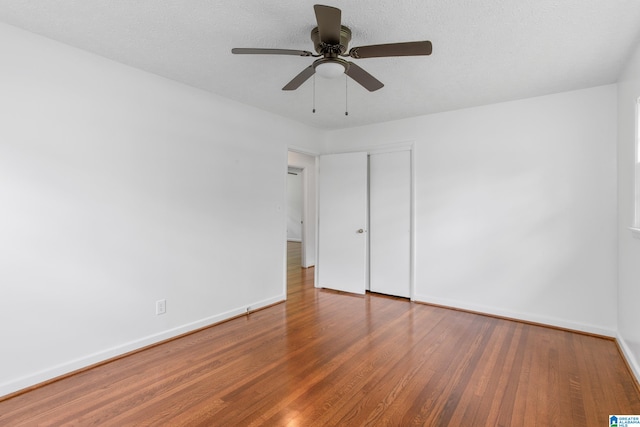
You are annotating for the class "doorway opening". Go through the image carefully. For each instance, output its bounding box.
[287,150,317,293]
[287,167,304,253]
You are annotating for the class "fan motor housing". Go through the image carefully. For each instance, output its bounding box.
[311,25,352,55]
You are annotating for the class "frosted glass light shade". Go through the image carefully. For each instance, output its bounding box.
[315,61,345,79]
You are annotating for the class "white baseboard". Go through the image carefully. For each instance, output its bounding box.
[616,333,640,385]
[0,294,285,398]
[412,294,616,338]
[287,238,302,242]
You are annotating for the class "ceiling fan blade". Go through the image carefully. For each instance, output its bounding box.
[348,41,432,59]
[232,48,314,56]
[314,5,342,45]
[282,65,316,91]
[345,62,384,92]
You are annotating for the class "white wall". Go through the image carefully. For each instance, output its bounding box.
[323,85,618,336]
[617,40,640,382]
[288,151,317,267]
[0,23,319,396]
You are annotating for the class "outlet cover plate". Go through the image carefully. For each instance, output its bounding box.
[156,299,166,315]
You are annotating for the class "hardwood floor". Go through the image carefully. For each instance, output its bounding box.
[2,242,639,426]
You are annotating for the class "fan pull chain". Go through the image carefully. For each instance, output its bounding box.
[345,75,349,116]
[312,75,316,113]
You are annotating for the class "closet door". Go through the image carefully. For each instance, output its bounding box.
[369,150,411,298]
[317,152,368,295]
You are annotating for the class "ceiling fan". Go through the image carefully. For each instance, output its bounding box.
[232,4,432,92]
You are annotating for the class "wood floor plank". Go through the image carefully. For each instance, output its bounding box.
[1,242,639,426]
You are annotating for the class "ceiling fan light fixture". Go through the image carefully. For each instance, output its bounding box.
[315,61,345,79]
[232,5,431,92]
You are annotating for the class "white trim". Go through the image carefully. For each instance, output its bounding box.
[634,97,640,228]
[410,143,416,301]
[629,227,640,239]
[0,294,285,398]
[617,333,640,385]
[367,144,413,155]
[314,155,320,285]
[288,145,321,157]
[413,293,617,337]
[282,147,290,299]
[323,140,414,156]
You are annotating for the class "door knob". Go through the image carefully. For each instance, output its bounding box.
[357,229,365,234]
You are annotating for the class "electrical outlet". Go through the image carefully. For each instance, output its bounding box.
[156,299,166,315]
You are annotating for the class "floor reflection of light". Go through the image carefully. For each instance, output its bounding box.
[284,409,300,427]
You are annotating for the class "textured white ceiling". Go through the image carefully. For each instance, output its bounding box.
[1,0,640,129]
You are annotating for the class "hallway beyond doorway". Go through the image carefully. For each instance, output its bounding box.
[287,241,314,296]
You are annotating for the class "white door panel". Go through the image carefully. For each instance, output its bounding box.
[369,150,411,298]
[317,152,368,294]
